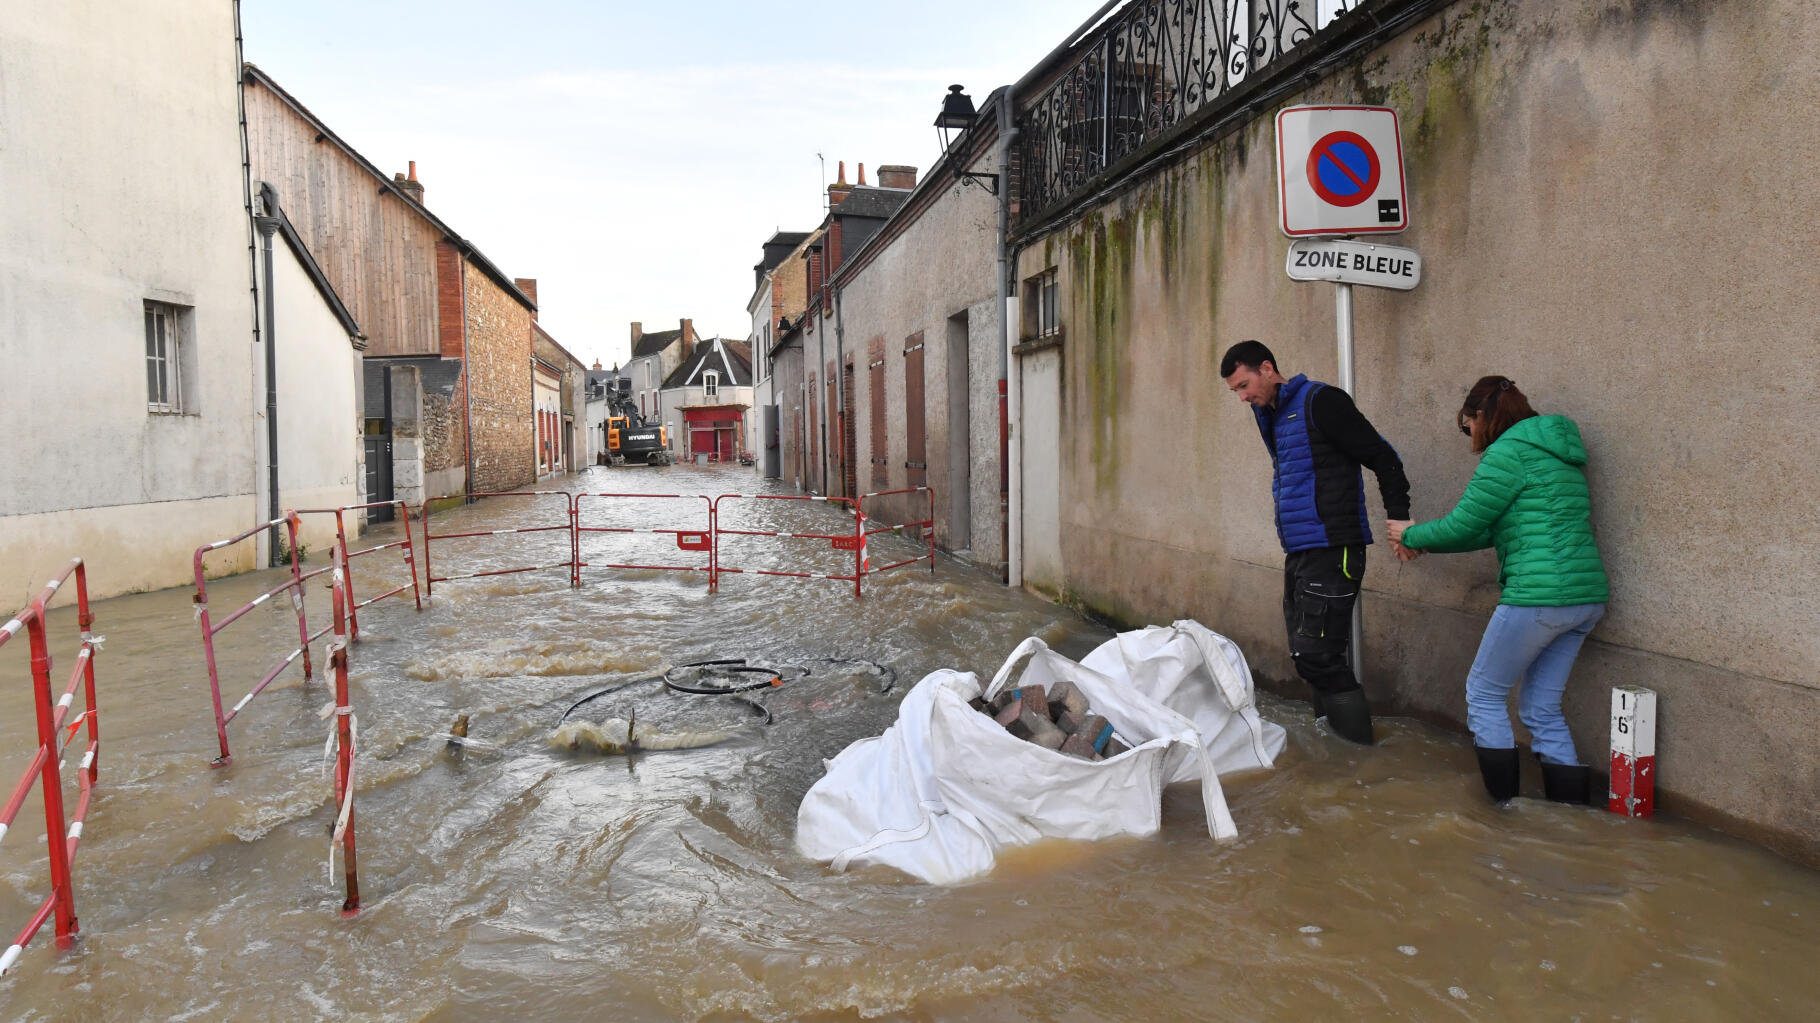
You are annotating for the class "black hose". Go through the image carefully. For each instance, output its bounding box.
[663,663,786,695]
[559,675,663,723]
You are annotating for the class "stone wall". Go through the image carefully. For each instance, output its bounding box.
[463,264,535,493]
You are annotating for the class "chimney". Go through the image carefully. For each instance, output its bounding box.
[878,164,917,190]
[631,321,644,349]
[857,162,867,186]
[827,160,852,207]
[395,160,425,204]
[592,359,602,371]
[513,277,539,309]
[680,318,697,343]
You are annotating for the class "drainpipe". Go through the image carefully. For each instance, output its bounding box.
[833,286,847,499]
[254,187,281,566]
[998,0,1124,590]
[817,313,829,495]
[459,252,474,497]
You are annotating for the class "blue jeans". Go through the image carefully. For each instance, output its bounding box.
[1464,603,1606,764]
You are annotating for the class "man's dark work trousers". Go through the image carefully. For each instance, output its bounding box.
[1282,545,1366,694]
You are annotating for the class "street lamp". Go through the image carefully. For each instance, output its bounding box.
[934,84,977,150]
[934,84,999,195]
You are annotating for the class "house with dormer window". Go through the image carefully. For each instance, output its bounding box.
[658,338,754,463]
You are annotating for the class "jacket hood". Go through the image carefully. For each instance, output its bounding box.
[1499,414,1587,466]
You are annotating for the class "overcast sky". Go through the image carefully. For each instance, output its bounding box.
[241,0,1115,370]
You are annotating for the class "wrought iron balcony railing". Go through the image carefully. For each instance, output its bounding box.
[1012,0,1368,230]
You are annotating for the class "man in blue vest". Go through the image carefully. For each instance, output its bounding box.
[1220,340,1414,744]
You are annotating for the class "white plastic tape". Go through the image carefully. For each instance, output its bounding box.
[0,822,9,844]
[0,943,22,975]
[67,821,82,840]
[2,619,22,638]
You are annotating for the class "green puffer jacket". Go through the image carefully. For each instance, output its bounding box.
[1402,414,1609,607]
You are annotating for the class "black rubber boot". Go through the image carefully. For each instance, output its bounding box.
[1475,746,1520,803]
[1540,761,1591,805]
[1321,688,1374,745]
[1309,689,1327,720]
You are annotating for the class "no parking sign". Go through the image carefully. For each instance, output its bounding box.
[1277,105,1408,236]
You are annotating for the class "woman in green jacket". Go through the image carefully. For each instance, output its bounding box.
[1388,377,1609,805]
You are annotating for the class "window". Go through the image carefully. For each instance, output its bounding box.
[703,371,719,398]
[1022,269,1059,339]
[144,300,190,413]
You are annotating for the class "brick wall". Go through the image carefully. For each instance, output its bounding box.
[463,263,535,492]
[436,241,464,358]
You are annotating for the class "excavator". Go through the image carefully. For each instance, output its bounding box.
[604,378,673,466]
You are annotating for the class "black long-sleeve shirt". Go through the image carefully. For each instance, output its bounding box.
[1307,386,1412,521]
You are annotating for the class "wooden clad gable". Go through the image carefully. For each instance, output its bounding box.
[244,75,441,357]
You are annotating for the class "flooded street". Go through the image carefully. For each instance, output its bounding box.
[2,465,1817,1021]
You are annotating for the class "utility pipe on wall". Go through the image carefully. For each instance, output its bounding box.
[254,186,281,567]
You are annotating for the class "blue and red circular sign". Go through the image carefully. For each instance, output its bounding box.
[1305,131,1381,208]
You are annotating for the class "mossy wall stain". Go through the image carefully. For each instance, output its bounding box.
[1066,210,1136,497]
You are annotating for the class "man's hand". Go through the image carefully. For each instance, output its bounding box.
[1386,520,1420,562]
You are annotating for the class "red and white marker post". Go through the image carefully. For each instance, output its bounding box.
[1608,686,1656,818]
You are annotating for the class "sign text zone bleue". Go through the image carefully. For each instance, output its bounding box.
[1285,239,1421,291]
[1276,105,1409,237]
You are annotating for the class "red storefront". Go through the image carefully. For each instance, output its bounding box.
[683,405,746,463]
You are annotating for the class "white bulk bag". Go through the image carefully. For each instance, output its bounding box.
[796,629,1259,885]
[1079,620,1286,783]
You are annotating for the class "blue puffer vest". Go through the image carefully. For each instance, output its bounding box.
[1253,374,1372,553]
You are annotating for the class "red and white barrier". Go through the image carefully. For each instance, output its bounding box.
[0,558,103,975]
[857,487,937,579]
[1608,685,1656,818]
[573,493,714,586]
[710,494,866,596]
[295,500,422,640]
[193,513,325,766]
[418,491,575,598]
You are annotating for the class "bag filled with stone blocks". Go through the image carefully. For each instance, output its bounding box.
[798,627,1279,884]
[971,678,1131,761]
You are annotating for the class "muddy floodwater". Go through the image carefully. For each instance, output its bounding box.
[3,465,1818,1021]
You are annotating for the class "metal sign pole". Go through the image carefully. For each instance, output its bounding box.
[1335,281,1365,690]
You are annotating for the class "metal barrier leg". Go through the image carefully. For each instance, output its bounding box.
[400,501,423,610]
[192,572,233,765]
[26,612,77,946]
[77,577,101,783]
[335,510,361,641]
[287,514,314,681]
[419,501,434,600]
[328,552,360,916]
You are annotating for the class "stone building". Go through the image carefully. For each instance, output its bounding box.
[783,164,916,499]
[624,319,699,440]
[748,230,817,477]
[519,277,587,477]
[1001,0,1820,862]
[245,65,539,510]
[808,133,1005,567]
